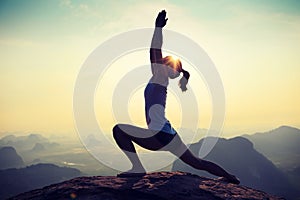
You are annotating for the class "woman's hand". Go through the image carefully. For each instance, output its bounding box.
[155,10,168,28]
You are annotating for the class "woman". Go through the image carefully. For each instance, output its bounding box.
[113,10,240,184]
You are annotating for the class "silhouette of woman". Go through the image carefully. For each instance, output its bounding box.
[113,10,240,184]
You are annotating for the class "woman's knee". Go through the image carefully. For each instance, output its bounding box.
[112,124,123,140]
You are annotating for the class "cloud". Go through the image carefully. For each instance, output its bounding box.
[0,38,36,47]
[59,0,102,19]
[59,0,73,8]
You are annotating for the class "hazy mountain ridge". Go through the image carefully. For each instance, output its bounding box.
[243,125,300,170]
[0,133,113,176]
[0,133,59,153]
[8,171,284,200]
[0,163,82,200]
[0,146,24,170]
[172,136,298,199]
[243,125,300,199]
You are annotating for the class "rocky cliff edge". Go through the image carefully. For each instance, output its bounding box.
[8,171,285,200]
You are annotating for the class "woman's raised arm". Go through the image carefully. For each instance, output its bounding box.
[150,10,168,71]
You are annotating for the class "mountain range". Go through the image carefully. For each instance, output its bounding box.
[1,126,299,199]
[244,126,300,170]
[172,133,299,199]
[0,133,59,153]
[0,163,81,199]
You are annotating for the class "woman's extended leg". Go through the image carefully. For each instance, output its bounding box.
[167,135,240,184]
[112,124,166,175]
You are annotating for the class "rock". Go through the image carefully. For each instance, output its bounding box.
[8,171,284,200]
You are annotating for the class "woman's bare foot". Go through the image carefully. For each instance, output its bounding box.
[117,168,147,178]
[217,174,240,184]
[226,174,240,184]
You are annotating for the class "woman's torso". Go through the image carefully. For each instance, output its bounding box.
[144,77,176,135]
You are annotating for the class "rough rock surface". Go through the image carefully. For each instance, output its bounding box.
[9,171,285,200]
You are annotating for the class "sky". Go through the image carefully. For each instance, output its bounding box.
[0,0,300,138]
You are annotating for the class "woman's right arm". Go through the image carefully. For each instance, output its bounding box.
[150,10,168,74]
[150,27,163,64]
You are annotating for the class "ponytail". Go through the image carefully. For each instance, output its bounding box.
[179,69,190,92]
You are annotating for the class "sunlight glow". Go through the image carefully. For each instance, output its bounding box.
[0,0,299,137]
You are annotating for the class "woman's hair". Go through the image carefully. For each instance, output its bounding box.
[162,56,190,92]
[179,69,190,92]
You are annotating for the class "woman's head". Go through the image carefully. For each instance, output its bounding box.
[162,56,190,92]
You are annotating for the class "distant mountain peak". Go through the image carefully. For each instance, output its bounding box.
[0,135,16,142]
[0,146,24,170]
[274,125,300,132]
[228,136,254,148]
[8,171,283,200]
[0,146,17,152]
[31,143,45,152]
[196,136,254,150]
[243,125,300,178]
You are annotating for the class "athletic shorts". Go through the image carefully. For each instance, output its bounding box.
[154,131,177,146]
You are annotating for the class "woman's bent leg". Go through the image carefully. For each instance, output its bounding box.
[112,124,166,174]
[112,124,145,173]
